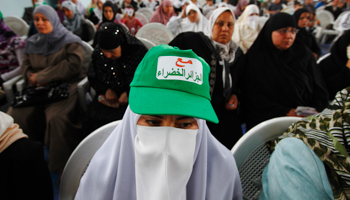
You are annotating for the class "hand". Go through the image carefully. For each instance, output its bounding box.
[286,108,306,117]
[105,89,118,101]
[225,94,238,110]
[118,92,128,105]
[181,7,187,18]
[29,73,38,86]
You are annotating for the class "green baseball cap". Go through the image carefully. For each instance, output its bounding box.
[129,44,219,124]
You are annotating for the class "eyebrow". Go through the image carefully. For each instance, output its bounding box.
[146,115,164,119]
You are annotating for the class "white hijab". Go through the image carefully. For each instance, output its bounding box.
[232,4,261,53]
[74,106,242,200]
[176,4,208,35]
[204,7,237,63]
[93,0,106,24]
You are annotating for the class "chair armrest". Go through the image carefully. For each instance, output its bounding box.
[3,75,23,103]
[16,79,26,92]
[77,77,90,112]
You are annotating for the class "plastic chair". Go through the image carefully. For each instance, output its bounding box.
[84,19,96,45]
[3,75,22,103]
[316,10,334,30]
[136,22,174,45]
[136,8,153,21]
[316,52,330,64]
[3,16,29,37]
[81,41,93,72]
[258,16,268,28]
[135,12,149,25]
[231,116,302,200]
[59,120,121,200]
[136,37,156,49]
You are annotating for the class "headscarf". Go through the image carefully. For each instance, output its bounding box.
[25,5,83,56]
[204,7,237,63]
[239,12,329,128]
[181,4,208,33]
[97,22,143,53]
[149,0,176,25]
[0,112,28,153]
[93,0,106,24]
[233,0,249,18]
[75,0,86,16]
[74,107,242,200]
[232,4,260,53]
[338,11,350,31]
[62,1,82,32]
[102,1,117,23]
[57,0,68,23]
[293,8,321,57]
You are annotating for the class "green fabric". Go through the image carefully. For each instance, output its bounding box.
[0,11,3,21]
[129,44,219,123]
[267,86,350,200]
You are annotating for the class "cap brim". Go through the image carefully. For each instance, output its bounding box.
[129,87,219,124]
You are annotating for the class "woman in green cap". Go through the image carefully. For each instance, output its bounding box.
[75,44,243,200]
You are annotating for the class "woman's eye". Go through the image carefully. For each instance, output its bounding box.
[176,122,192,129]
[145,120,161,126]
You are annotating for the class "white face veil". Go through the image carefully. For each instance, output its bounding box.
[75,106,242,200]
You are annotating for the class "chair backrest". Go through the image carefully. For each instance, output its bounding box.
[84,19,96,44]
[3,16,29,37]
[135,12,149,25]
[316,52,331,64]
[315,5,326,13]
[81,41,94,73]
[316,10,335,29]
[137,37,156,49]
[136,8,154,20]
[120,22,130,32]
[334,11,350,31]
[258,16,268,28]
[281,7,295,14]
[135,22,174,45]
[231,116,302,200]
[59,120,121,200]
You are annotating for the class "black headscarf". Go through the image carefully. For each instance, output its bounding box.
[293,8,321,57]
[238,13,328,129]
[318,30,350,99]
[102,1,117,23]
[97,22,143,54]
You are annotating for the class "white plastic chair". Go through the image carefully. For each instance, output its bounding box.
[136,8,154,20]
[231,116,302,200]
[281,7,294,15]
[258,16,268,29]
[136,37,156,49]
[3,75,22,104]
[136,23,174,45]
[3,16,29,37]
[59,120,121,200]
[316,9,334,30]
[135,12,149,25]
[316,52,330,64]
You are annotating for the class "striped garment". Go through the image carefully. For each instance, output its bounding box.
[267,86,350,200]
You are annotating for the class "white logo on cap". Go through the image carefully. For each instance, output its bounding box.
[156,56,203,85]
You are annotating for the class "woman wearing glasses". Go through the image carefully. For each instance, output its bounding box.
[236,13,329,130]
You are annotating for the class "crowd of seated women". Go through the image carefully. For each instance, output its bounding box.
[2,0,350,199]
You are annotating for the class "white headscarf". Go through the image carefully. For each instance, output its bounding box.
[232,4,261,53]
[204,7,237,63]
[93,0,106,24]
[178,4,208,35]
[338,11,350,31]
[74,106,242,200]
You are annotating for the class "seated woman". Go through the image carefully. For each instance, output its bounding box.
[120,4,143,35]
[75,45,243,200]
[0,16,26,85]
[0,112,53,200]
[62,1,90,42]
[319,30,350,100]
[169,7,243,149]
[88,0,106,26]
[7,5,86,174]
[293,8,321,60]
[166,3,208,36]
[149,0,176,25]
[233,0,249,18]
[92,1,118,47]
[260,86,350,199]
[237,13,329,130]
[232,4,261,54]
[83,22,148,135]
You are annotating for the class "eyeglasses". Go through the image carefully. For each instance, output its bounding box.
[275,28,298,35]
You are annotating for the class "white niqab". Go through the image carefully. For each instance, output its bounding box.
[135,126,197,200]
[74,106,242,200]
[232,4,261,53]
